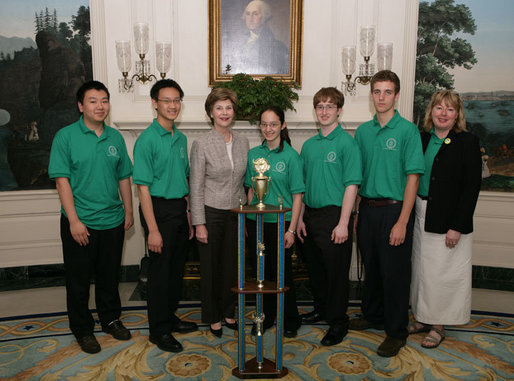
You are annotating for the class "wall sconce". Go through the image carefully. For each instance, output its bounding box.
[341,26,393,95]
[115,23,171,92]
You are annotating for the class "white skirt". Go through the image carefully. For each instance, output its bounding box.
[410,196,473,325]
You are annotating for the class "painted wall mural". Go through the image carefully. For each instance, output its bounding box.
[0,0,91,191]
[416,0,514,191]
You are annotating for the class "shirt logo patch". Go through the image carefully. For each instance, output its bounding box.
[275,161,286,173]
[107,145,118,157]
[385,138,397,151]
[326,151,337,163]
[180,147,185,159]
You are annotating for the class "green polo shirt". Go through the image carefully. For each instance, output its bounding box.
[245,141,305,222]
[48,116,133,230]
[418,129,444,197]
[300,124,362,208]
[355,110,424,200]
[133,119,189,199]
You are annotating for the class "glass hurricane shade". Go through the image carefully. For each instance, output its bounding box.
[377,42,393,71]
[115,40,132,73]
[360,25,376,57]
[155,41,171,74]
[342,46,356,75]
[133,22,149,55]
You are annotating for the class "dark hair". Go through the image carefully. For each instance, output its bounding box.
[204,88,238,124]
[313,87,344,108]
[150,79,184,101]
[258,105,291,152]
[370,70,400,94]
[76,80,110,104]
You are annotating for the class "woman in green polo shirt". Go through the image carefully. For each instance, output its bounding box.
[245,106,305,337]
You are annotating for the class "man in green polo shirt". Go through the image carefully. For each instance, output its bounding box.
[133,79,197,353]
[350,70,424,357]
[48,81,134,354]
[297,87,362,346]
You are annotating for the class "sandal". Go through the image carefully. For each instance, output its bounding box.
[421,327,445,349]
[407,321,431,335]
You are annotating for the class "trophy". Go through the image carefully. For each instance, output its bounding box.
[251,311,266,370]
[231,159,289,379]
[251,158,271,209]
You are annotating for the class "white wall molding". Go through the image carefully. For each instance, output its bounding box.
[90,0,108,84]
[398,0,419,121]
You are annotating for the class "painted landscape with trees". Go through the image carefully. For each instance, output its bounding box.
[415,0,513,191]
[0,4,91,191]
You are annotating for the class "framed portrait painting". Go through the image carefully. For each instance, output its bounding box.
[209,0,303,85]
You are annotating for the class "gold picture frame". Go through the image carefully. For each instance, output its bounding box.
[209,0,303,85]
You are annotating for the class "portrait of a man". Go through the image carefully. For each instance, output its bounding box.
[221,0,290,75]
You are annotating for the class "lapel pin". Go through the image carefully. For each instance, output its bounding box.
[444,138,451,145]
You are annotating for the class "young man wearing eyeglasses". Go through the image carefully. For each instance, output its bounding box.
[297,87,362,346]
[133,79,197,353]
[350,70,424,357]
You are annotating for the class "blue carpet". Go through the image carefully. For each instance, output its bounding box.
[1,305,513,380]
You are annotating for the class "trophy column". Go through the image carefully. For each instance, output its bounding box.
[231,205,290,379]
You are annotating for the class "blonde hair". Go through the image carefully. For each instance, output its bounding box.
[423,90,466,133]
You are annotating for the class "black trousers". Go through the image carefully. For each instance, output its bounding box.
[357,201,414,339]
[60,215,124,338]
[198,206,237,323]
[140,197,188,336]
[302,206,353,328]
[247,219,301,331]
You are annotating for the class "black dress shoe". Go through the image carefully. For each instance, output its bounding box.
[77,334,101,354]
[172,319,198,333]
[103,320,131,340]
[149,333,183,352]
[283,328,297,338]
[377,336,406,357]
[349,317,384,331]
[223,318,238,331]
[321,326,348,346]
[301,311,325,324]
[209,326,223,338]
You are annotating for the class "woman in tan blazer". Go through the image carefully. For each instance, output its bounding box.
[190,88,249,337]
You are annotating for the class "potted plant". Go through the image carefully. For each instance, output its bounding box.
[213,73,299,124]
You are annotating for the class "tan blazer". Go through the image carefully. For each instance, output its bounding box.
[190,128,249,225]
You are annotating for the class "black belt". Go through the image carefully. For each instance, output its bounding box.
[418,195,429,201]
[360,197,401,207]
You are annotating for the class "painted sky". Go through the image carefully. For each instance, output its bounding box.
[0,0,86,39]
[445,0,514,93]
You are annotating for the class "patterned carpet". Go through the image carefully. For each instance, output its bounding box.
[1,305,513,380]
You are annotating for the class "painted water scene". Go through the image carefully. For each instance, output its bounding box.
[415,0,514,191]
[0,0,91,191]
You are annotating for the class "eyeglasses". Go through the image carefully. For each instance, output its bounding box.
[315,105,338,111]
[259,122,281,128]
[157,98,182,105]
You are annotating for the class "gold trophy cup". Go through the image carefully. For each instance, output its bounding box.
[251,158,271,209]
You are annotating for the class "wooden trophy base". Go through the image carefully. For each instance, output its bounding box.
[232,357,288,379]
